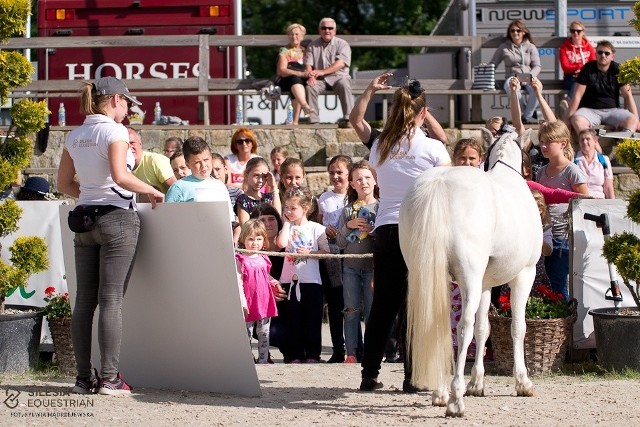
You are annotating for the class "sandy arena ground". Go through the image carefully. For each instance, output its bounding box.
[1,324,638,426]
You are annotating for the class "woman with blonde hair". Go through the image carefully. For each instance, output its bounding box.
[559,21,595,98]
[57,77,164,395]
[276,23,315,125]
[535,120,588,301]
[349,73,451,392]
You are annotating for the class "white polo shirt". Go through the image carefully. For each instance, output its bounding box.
[65,114,135,209]
[368,127,451,228]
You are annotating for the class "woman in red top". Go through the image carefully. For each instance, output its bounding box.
[559,21,595,98]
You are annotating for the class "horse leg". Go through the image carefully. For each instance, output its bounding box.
[446,280,481,417]
[509,269,536,397]
[466,288,492,397]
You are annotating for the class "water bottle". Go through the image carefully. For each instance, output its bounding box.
[58,103,66,127]
[286,101,294,125]
[235,97,244,125]
[154,102,162,124]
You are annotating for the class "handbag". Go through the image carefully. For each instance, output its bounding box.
[286,61,306,72]
[472,63,496,90]
[67,205,119,233]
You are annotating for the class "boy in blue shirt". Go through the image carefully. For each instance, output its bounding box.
[166,136,234,223]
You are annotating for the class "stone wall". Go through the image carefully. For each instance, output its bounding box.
[19,125,640,199]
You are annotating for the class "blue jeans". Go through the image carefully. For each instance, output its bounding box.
[342,267,373,357]
[562,74,576,99]
[545,238,570,301]
[72,208,140,380]
[504,77,539,120]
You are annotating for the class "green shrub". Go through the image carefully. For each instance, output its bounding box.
[0,51,34,104]
[11,100,51,135]
[0,0,30,40]
[0,199,22,238]
[9,236,49,275]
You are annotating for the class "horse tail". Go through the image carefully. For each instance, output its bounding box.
[400,173,453,391]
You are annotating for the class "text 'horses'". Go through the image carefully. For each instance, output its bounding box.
[399,131,542,417]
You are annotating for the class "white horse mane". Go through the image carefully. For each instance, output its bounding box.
[486,130,524,173]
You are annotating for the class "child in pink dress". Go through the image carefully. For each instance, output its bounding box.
[236,219,279,364]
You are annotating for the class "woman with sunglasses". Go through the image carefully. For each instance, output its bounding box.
[57,77,164,395]
[226,127,259,189]
[490,19,541,124]
[559,21,595,99]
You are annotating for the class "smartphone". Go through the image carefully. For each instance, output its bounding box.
[516,72,532,84]
[387,74,409,87]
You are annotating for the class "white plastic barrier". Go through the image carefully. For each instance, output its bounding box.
[60,202,260,396]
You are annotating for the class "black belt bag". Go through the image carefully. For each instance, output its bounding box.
[67,205,119,233]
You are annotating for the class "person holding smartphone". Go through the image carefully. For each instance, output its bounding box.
[489,19,541,124]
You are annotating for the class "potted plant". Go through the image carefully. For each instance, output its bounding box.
[489,283,577,375]
[0,0,51,373]
[43,286,75,374]
[586,1,640,373]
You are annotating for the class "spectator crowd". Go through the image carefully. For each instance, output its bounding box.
[3,17,634,396]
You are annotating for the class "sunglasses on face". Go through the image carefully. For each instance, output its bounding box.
[597,50,612,57]
[235,138,252,145]
[570,28,583,34]
[114,95,133,109]
[510,28,523,34]
[320,26,334,31]
[119,95,133,109]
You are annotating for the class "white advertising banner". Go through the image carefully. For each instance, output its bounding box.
[244,94,343,125]
[570,199,640,349]
[1,200,69,345]
[2,201,69,308]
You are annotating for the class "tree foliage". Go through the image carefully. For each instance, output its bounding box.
[0,0,49,311]
[0,0,30,40]
[242,0,449,78]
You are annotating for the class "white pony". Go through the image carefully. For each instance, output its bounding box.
[398,131,542,417]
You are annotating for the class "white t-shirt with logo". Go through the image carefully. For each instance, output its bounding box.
[65,114,135,209]
[225,153,259,187]
[317,190,347,228]
[368,127,450,228]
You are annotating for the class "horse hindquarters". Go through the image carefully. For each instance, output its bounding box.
[399,174,453,400]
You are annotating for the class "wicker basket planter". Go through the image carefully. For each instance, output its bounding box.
[488,300,577,375]
[47,317,76,375]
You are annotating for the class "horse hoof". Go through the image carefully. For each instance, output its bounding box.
[445,403,465,417]
[445,409,465,418]
[432,395,448,407]
[517,388,536,397]
[464,388,485,397]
